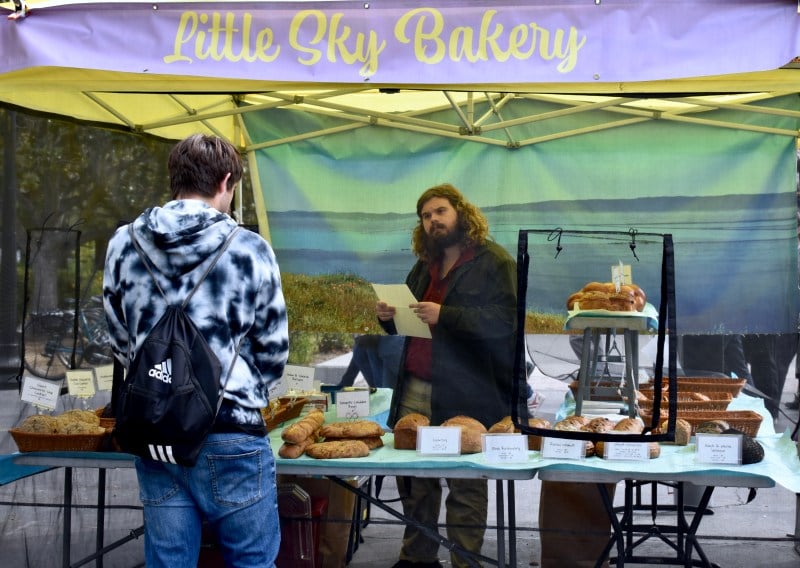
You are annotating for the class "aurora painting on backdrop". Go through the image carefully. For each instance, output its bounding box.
[246,94,800,335]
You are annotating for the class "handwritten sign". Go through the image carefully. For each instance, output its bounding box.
[483,433,529,463]
[94,364,115,391]
[20,376,61,410]
[695,433,742,465]
[281,365,315,393]
[603,442,650,461]
[335,389,370,419]
[66,369,96,398]
[541,437,586,460]
[417,426,461,456]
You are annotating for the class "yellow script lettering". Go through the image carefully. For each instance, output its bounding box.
[163,11,279,65]
[395,8,446,64]
[290,10,327,65]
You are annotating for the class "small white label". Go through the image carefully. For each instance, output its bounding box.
[20,376,61,410]
[483,433,529,463]
[335,389,370,418]
[611,262,632,288]
[695,433,742,464]
[417,426,461,456]
[541,437,586,460]
[604,442,650,461]
[94,364,115,391]
[66,369,96,398]
[281,365,315,393]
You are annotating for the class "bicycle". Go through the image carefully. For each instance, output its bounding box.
[23,296,114,380]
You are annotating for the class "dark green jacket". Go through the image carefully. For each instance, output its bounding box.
[385,240,519,428]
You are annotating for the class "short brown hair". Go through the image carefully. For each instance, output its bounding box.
[168,134,243,199]
[411,183,489,261]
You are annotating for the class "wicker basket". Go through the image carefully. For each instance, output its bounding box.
[639,410,763,437]
[262,397,308,431]
[636,391,732,413]
[10,428,110,453]
[640,377,747,398]
[94,407,116,430]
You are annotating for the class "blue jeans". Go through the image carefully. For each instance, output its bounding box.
[135,432,280,568]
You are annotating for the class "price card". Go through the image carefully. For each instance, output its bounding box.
[417,426,461,456]
[695,433,742,465]
[603,442,650,461]
[611,261,632,288]
[335,389,370,419]
[20,376,61,410]
[541,437,586,460]
[281,365,315,393]
[94,364,115,391]
[483,433,529,463]
[268,376,288,399]
[66,369,96,398]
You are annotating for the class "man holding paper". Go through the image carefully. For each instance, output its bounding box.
[377,183,521,568]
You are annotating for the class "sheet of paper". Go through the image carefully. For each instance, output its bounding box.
[371,283,432,338]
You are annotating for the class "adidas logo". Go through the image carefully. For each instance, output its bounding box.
[148,358,172,384]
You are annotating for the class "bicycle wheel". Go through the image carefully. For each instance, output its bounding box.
[23,312,72,380]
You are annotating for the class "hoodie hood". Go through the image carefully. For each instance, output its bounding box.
[131,199,237,280]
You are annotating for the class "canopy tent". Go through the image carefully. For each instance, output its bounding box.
[2,0,800,336]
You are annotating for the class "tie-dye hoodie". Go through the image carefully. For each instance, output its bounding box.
[103,199,289,429]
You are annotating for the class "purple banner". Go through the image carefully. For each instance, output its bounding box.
[2,0,799,84]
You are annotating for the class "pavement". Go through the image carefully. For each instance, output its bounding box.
[0,349,797,567]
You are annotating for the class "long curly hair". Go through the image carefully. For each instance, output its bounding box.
[411,183,489,262]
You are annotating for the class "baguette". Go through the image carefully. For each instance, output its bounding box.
[319,420,385,439]
[278,434,318,459]
[305,440,371,459]
[281,409,325,444]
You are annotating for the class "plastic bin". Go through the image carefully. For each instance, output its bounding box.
[276,483,328,568]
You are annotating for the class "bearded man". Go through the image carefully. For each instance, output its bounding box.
[377,183,521,568]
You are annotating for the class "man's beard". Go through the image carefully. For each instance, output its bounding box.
[427,224,464,254]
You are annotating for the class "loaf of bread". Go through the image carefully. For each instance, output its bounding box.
[582,417,615,433]
[613,417,644,433]
[278,434,318,459]
[332,436,384,450]
[319,420,385,439]
[441,415,487,454]
[553,415,590,431]
[660,418,692,445]
[566,281,646,312]
[524,417,551,451]
[393,413,430,450]
[489,416,516,434]
[305,440,370,459]
[281,409,325,444]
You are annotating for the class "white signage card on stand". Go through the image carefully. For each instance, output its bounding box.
[483,433,529,463]
[541,437,586,460]
[335,389,370,418]
[603,442,650,461]
[417,426,461,456]
[281,365,315,393]
[695,433,742,465]
[20,376,61,410]
[66,369,96,398]
[94,364,114,391]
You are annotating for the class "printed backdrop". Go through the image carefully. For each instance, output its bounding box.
[246,94,800,334]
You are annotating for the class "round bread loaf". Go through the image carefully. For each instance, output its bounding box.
[660,418,692,445]
[583,417,615,433]
[554,415,590,431]
[393,412,430,450]
[524,417,551,451]
[614,417,644,433]
[695,419,730,434]
[489,416,516,434]
[441,415,486,454]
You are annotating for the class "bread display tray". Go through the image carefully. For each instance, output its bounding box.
[263,397,308,431]
[639,410,763,437]
[640,377,747,398]
[10,429,110,453]
[636,391,732,413]
[564,302,659,331]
